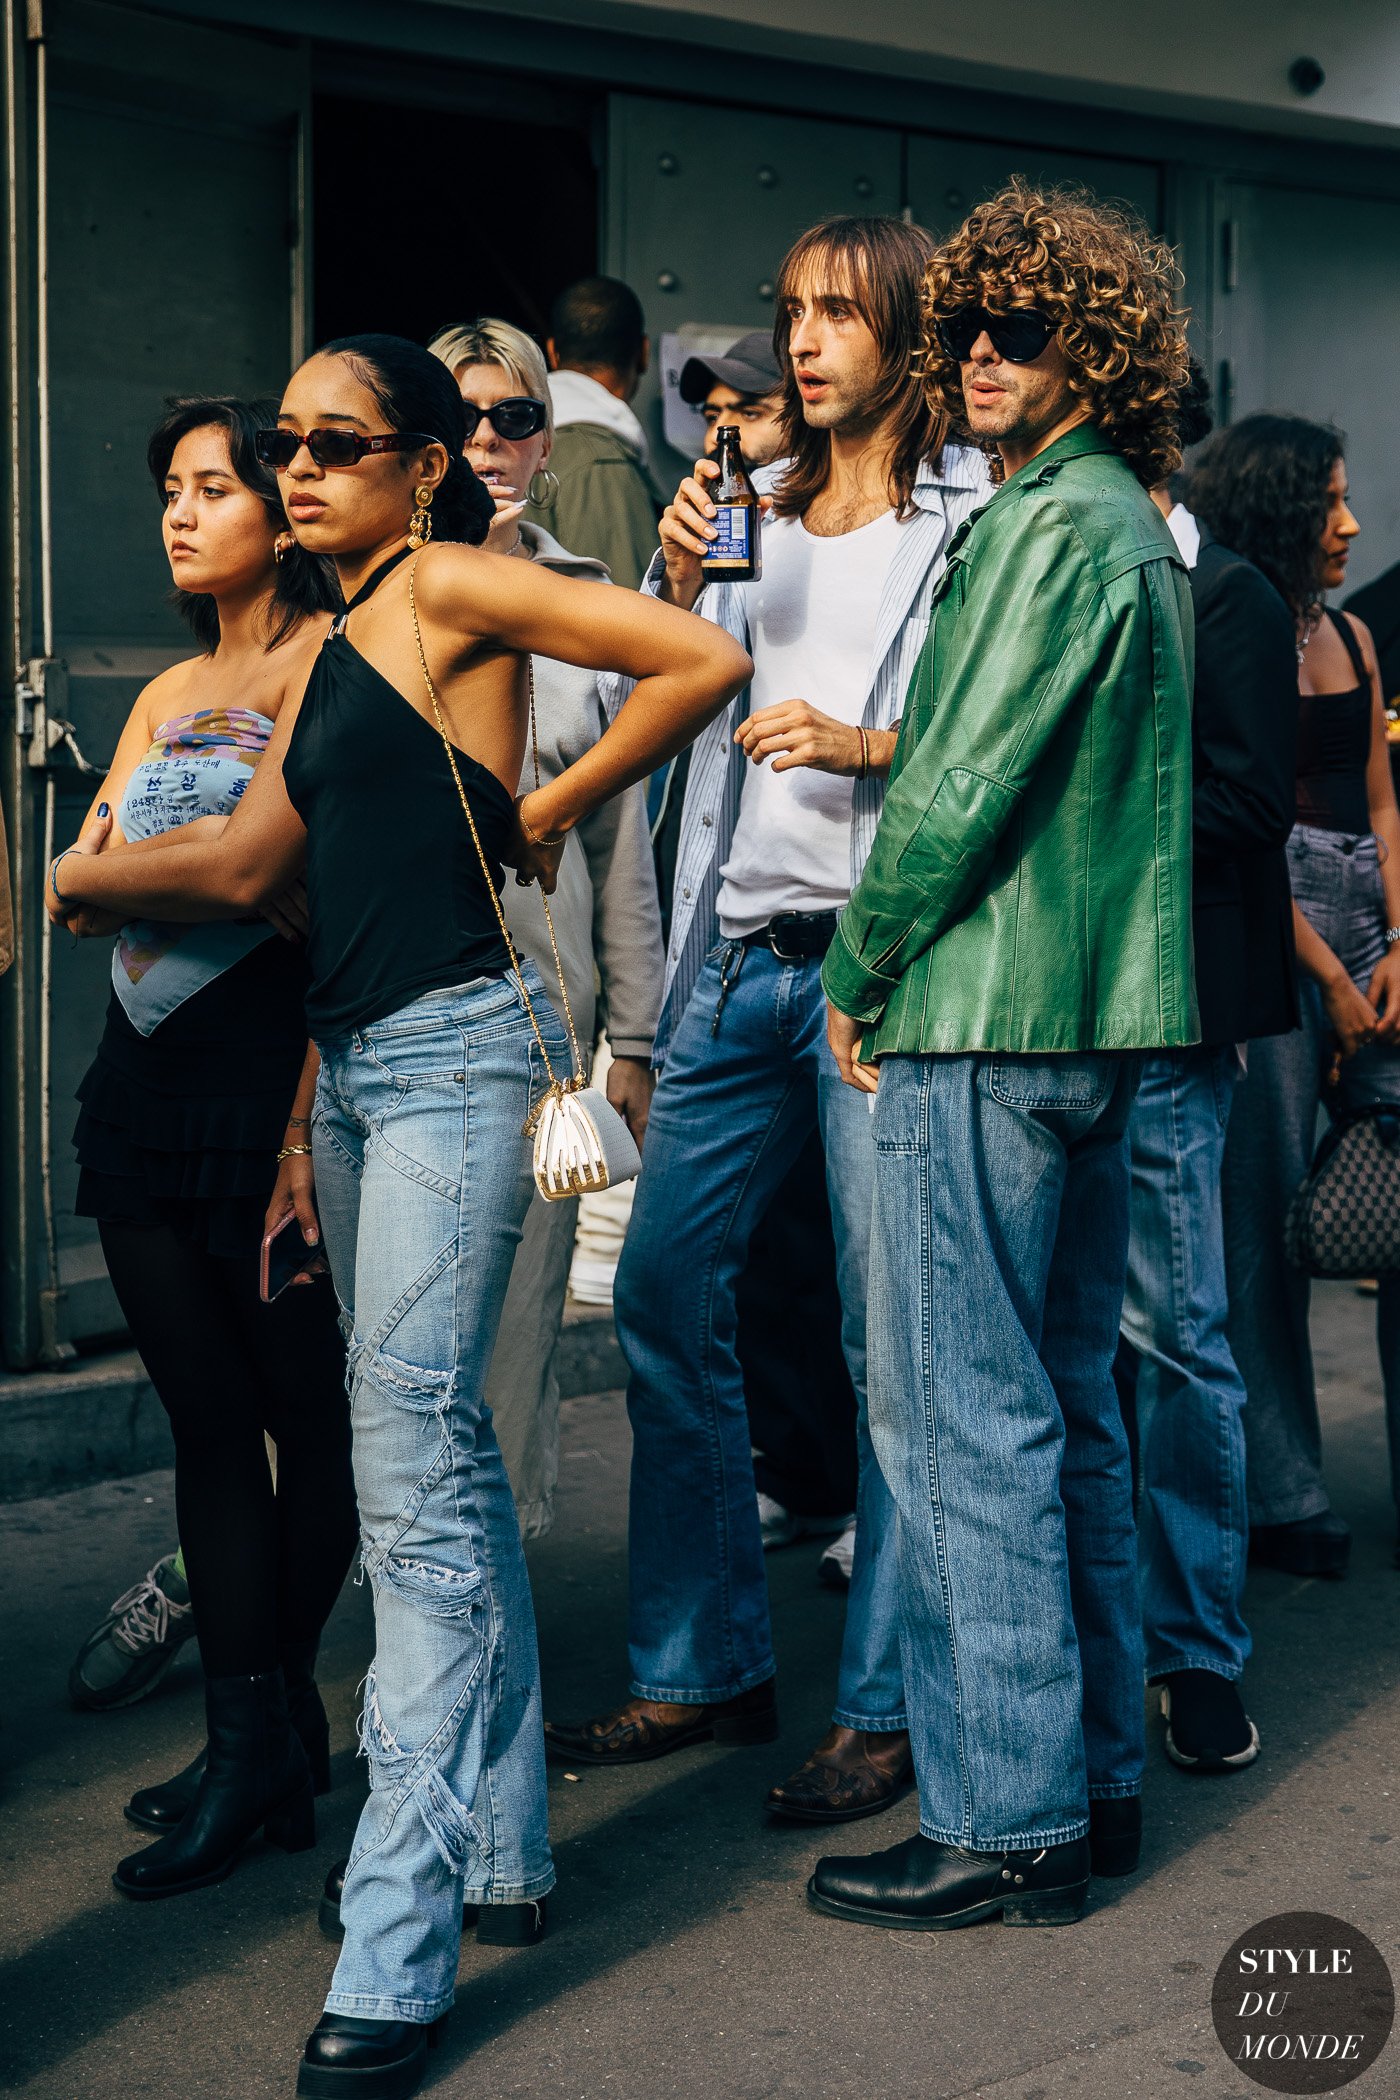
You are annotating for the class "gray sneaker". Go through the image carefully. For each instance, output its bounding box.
[68,1551,196,1711]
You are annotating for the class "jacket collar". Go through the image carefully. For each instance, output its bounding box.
[518,519,611,578]
[1009,420,1116,487]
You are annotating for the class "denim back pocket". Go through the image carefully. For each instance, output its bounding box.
[988,1056,1111,1114]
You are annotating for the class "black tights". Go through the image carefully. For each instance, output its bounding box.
[99,1218,358,1680]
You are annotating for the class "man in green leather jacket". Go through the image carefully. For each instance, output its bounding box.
[812,181,1197,1935]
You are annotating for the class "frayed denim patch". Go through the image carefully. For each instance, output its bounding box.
[348,1334,455,1412]
[418,1764,490,1873]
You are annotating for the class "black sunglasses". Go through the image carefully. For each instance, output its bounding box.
[254,427,436,470]
[460,396,549,442]
[934,307,1057,364]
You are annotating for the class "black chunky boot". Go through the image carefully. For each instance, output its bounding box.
[297,2013,446,2099]
[113,1669,314,1899]
[317,1855,548,1947]
[125,1643,332,1832]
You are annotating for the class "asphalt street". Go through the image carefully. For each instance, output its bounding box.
[3,1280,1399,2100]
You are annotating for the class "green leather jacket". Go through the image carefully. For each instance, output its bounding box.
[822,424,1199,1055]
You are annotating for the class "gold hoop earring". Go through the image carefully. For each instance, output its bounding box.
[527,467,560,508]
[407,483,434,550]
[273,531,295,564]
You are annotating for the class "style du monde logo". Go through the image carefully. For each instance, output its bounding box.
[1211,1912,1394,2091]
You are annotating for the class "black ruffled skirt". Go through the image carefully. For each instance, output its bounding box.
[74,938,310,1260]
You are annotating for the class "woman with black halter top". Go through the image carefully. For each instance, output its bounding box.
[1192,416,1400,1589]
[48,334,751,2100]
[64,396,357,1908]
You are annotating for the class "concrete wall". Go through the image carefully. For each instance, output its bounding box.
[426,0,1400,146]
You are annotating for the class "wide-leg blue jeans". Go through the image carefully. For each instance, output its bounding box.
[867,1051,1144,1849]
[614,942,904,1730]
[1122,1045,1251,1682]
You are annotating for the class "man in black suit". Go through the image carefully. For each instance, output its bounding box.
[1120,395,1300,1786]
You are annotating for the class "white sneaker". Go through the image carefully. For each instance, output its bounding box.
[819,1524,857,1591]
[757,1492,803,1550]
[757,1493,854,1552]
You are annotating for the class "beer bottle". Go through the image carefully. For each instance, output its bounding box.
[702,424,761,583]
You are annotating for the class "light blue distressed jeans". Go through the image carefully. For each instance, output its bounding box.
[311,969,566,2024]
[614,941,904,1730]
[867,1052,1145,1850]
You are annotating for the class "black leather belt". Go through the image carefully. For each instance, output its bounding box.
[741,910,840,962]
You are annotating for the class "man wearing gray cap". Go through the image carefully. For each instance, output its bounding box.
[680,331,787,471]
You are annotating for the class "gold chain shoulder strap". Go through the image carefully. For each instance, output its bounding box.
[407,554,586,1104]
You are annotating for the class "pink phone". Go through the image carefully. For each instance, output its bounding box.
[259,1207,327,1302]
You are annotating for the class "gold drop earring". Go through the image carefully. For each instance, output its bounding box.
[407,484,434,549]
[273,531,295,564]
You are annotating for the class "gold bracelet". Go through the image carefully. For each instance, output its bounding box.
[276,1143,313,1163]
[520,808,567,849]
[857,726,870,780]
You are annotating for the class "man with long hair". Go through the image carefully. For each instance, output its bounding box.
[547,217,991,1824]
[817,182,1195,1930]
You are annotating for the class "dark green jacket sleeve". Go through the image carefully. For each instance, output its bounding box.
[823,497,1108,1023]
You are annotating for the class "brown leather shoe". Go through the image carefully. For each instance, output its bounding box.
[765,1725,914,1824]
[544,1680,779,1765]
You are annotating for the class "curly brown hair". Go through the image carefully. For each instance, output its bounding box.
[920,179,1190,489]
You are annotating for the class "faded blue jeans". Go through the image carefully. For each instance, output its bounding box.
[867,1052,1144,1850]
[311,970,566,2024]
[614,941,904,1730]
[1122,1046,1251,1682]
[1223,825,1400,1524]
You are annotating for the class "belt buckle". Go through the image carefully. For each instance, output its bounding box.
[766,913,807,962]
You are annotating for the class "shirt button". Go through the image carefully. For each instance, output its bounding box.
[702,814,713,827]
[682,886,692,900]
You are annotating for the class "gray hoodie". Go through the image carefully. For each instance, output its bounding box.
[502,523,663,1061]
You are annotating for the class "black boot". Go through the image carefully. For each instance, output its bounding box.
[113,1669,314,1899]
[317,1856,548,1947]
[297,2013,446,2099]
[808,1831,1090,1929]
[1088,1795,1142,1876]
[125,1643,332,1832]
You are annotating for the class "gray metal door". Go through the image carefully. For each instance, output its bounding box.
[1213,177,1400,594]
[905,134,1161,241]
[606,94,902,486]
[2,1,307,1365]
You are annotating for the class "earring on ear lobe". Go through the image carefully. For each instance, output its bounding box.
[273,531,296,564]
[407,483,434,550]
[527,467,560,508]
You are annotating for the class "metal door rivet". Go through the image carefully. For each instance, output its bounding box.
[757,165,777,187]
[657,270,679,292]
[757,279,775,300]
[657,152,679,174]
[945,187,964,210]
[854,176,873,197]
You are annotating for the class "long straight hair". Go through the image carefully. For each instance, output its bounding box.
[770,216,947,520]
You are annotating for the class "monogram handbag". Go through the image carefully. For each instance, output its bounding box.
[1284,1101,1400,1277]
[409,559,642,1203]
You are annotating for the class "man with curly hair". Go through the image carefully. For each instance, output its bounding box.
[814,182,1197,1932]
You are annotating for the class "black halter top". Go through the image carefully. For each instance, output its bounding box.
[282,550,515,1036]
[1295,609,1372,836]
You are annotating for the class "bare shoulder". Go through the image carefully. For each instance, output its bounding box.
[135,655,204,737]
[1340,607,1378,667]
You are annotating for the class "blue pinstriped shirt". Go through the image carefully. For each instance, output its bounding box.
[601,444,992,1062]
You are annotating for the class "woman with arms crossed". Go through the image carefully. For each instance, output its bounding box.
[50,335,749,2100]
[71,397,356,1904]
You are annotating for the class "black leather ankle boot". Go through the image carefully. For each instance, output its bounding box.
[113,1669,313,1899]
[125,1643,331,1833]
[296,2012,446,2098]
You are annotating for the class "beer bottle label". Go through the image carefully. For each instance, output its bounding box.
[703,503,753,568]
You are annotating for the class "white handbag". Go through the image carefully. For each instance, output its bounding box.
[409,560,642,1202]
